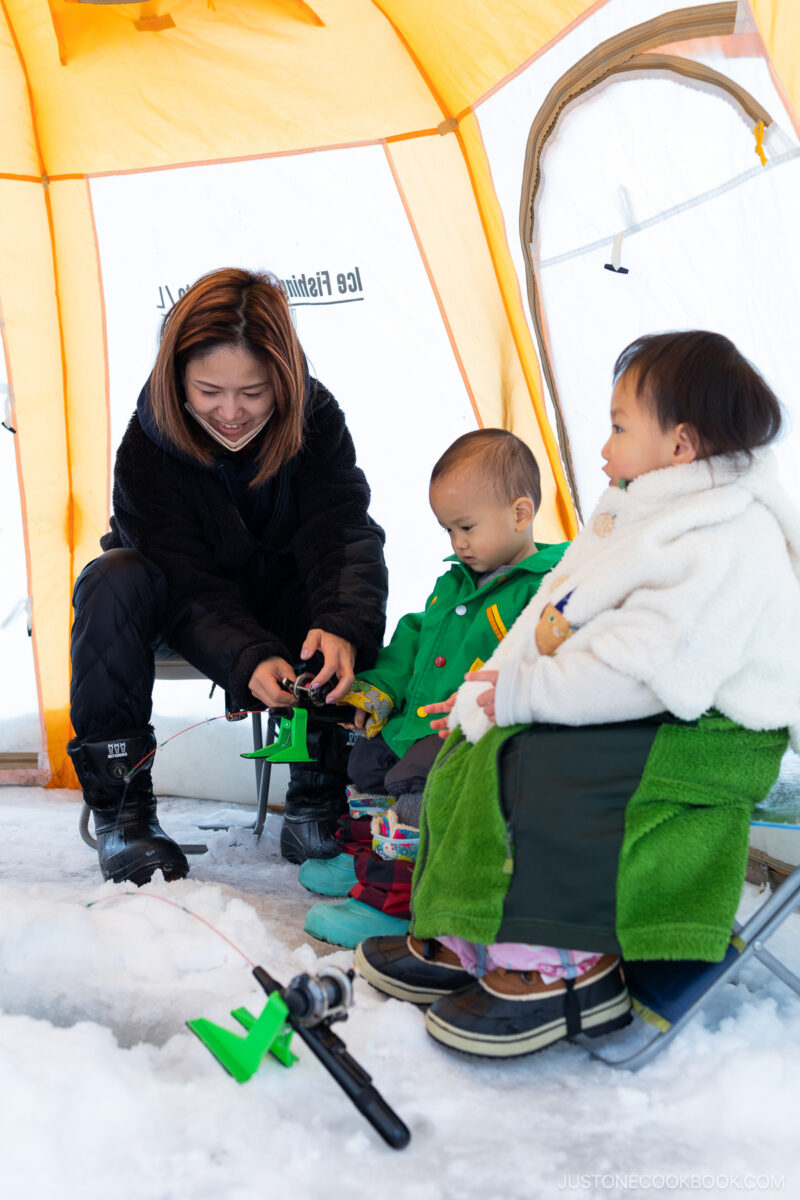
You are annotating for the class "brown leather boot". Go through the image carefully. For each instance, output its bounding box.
[425,955,632,1057]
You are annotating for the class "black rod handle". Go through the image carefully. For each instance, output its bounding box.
[292,1023,411,1150]
[252,966,410,1149]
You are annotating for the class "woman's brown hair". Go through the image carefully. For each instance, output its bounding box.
[149,267,307,486]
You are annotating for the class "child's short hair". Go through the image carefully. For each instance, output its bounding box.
[430,429,541,512]
[614,331,782,458]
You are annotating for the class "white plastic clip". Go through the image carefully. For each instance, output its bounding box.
[1,382,16,433]
[604,186,635,274]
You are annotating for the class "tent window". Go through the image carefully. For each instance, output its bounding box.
[516,1,788,517]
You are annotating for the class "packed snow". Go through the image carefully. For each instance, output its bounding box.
[1,782,799,1200]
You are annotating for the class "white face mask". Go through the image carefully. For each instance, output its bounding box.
[184,403,273,452]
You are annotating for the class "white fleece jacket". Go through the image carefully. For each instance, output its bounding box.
[451,450,800,750]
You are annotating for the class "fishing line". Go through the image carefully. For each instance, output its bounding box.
[125,710,260,779]
[85,890,256,966]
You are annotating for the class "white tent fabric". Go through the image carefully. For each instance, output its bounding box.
[0,364,41,762]
[91,145,477,635]
[475,2,800,515]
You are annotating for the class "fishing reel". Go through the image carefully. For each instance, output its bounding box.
[242,672,357,763]
[280,672,336,708]
[273,672,357,725]
[280,965,355,1028]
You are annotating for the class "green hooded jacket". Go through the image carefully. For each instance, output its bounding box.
[360,542,568,758]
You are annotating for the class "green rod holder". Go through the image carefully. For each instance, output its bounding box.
[187,992,298,1081]
[241,707,314,763]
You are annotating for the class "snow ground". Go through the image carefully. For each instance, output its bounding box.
[1,787,799,1200]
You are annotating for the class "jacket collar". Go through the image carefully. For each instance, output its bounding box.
[445,542,566,588]
[618,449,763,507]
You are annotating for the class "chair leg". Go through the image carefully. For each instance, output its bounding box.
[253,715,277,839]
[79,801,96,849]
[752,942,800,996]
[79,802,208,856]
[79,712,281,852]
[252,712,264,799]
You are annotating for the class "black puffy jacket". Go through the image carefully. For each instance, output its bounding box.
[101,377,388,708]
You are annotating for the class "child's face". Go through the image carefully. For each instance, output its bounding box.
[601,369,696,486]
[429,470,534,574]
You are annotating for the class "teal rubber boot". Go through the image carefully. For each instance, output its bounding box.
[297,853,358,897]
[304,898,410,949]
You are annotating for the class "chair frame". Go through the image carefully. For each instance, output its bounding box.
[575,863,800,1069]
[78,657,278,855]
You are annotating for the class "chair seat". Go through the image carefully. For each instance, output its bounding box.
[154,657,207,682]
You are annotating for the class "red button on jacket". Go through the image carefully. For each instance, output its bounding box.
[434,655,446,667]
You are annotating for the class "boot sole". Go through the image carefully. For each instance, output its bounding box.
[353,942,470,1005]
[425,993,632,1057]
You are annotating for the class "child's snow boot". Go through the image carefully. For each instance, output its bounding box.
[67,727,189,886]
[346,786,396,819]
[371,809,420,864]
[424,955,631,1057]
[354,935,474,1004]
[297,852,358,896]
[303,897,409,948]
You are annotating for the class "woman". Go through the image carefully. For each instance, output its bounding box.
[68,268,388,885]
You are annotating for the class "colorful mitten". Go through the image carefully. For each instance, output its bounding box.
[341,680,394,738]
[346,785,396,819]
[371,808,420,864]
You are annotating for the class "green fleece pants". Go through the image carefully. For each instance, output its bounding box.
[411,714,788,962]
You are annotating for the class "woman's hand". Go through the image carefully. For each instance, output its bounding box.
[248,657,297,708]
[423,692,458,740]
[468,669,499,723]
[300,629,356,703]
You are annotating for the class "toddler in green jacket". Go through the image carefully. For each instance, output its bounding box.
[301,428,568,948]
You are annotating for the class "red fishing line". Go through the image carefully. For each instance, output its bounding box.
[85,891,256,966]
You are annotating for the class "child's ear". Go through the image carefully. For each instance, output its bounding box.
[674,423,699,464]
[512,496,535,530]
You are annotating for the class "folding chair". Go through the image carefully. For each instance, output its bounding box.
[78,656,278,856]
[573,860,800,1069]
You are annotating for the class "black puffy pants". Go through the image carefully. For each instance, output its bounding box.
[71,549,170,738]
[70,547,310,739]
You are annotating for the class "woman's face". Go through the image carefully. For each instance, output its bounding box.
[184,344,275,445]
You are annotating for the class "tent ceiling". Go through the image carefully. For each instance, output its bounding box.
[2,1,607,176]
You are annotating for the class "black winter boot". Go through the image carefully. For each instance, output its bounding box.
[67,727,189,885]
[280,724,350,864]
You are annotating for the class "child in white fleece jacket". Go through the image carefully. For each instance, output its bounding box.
[356,330,800,1061]
[450,335,800,749]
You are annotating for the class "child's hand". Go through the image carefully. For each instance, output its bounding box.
[338,707,367,732]
[340,681,393,738]
[421,693,457,739]
[467,669,499,723]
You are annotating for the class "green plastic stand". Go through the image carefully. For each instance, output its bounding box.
[241,707,314,763]
[187,992,299,1082]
